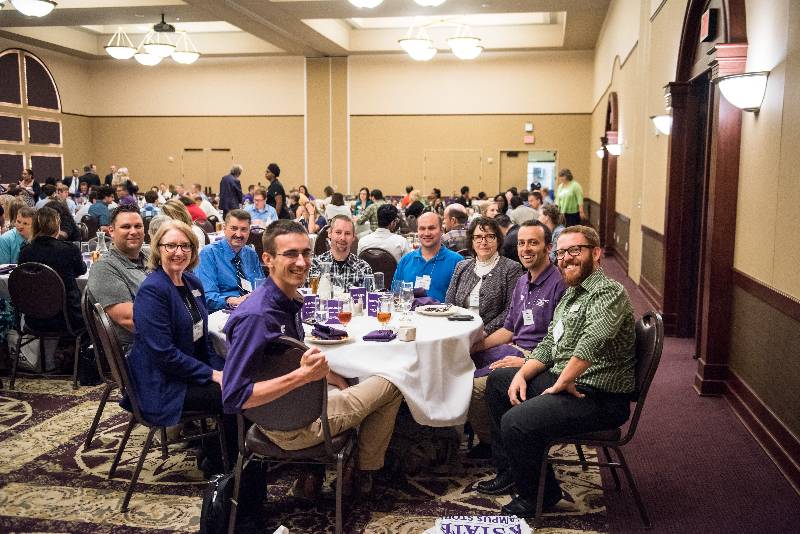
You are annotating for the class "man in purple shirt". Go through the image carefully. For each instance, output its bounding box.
[466,220,566,458]
[222,220,402,495]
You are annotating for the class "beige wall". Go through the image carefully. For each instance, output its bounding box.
[734,0,799,298]
[349,51,594,115]
[592,0,641,105]
[350,114,590,197]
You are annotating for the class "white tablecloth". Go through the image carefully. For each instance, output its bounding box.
[208,308,484,427]
[0,272,89,300]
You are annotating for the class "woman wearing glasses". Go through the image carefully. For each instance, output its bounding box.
[126,220,233,474]
[445,217,524,336]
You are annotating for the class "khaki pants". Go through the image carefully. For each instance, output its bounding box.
[468,376,492,445]
[261,376,402,471]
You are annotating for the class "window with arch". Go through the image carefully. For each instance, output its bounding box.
[0,48,63,185]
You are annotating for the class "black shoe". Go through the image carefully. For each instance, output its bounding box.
[476,471,515,495]
[500,489,563,518]
[466,442,493,460]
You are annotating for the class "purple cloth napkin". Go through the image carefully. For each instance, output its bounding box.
[411,296,440,310]
[0,264,16,275]
[362,329,397,342]
[312,324,347,340]
[413,287,427,298]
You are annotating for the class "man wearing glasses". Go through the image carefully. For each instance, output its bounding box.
[196,209,262,312]
[476,225,635,517]
[222,220,402,495]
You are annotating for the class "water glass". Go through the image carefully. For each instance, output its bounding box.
[377,294,393,327]
[253,276,266,290]
[314,298,328,324]
[364,274,376,293]
[374,272,385,292]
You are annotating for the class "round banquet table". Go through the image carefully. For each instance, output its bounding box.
[208,307,484,427]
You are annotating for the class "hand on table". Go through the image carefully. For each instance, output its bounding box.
[489,356,526,370]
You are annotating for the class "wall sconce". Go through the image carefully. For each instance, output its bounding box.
[595,147,604,158]
[650,114,672,135]
[606,143,622,156]
[714,71,769,112]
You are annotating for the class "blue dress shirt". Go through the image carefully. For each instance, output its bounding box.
[394,245,463,302]
[0,229,26,264]
[245,204,278,225]
[195,238,263,312]
[88,201,111,225]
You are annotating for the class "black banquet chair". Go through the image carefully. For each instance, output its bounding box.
[7,262,87,389]
[314,225,330,256]
[81,214,100,240]
[227,336,357,534]
[358,247,398,289]
[247,227,265,259]
[91,302,229,512]
[532,311,665,528]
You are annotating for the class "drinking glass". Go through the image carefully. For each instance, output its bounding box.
[391,280,404,313]
[314,299,328,325]
[337,297,353,327]
[377,294,392,327]
[400,281,414,321]
[332,274,346,297]
[374,272,385,292]
[308,267,321,294]
[364,274,376,293]
[253,275,267,290]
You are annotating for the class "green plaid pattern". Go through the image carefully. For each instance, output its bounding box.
[527,268,635,393]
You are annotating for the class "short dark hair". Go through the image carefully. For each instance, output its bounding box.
[144,190,158,204]
[460,185,470,195]
[405,185,413,194]
[329,214,355,233]
[323,186,335,197]
[558,168,574,181]
[178,196,194,207]
[331,192,344,206]
[530,191,543,203]
[263,219,307,255]
[467,217,504,256]
[370,189,384,200]
[540,204,563,226]
[432,188,441,198]
[519,219,553,246]
[33,206,60,238]
[377,203,399,228]
[509,195,523,209]
[447,205,468,224]
[109,204,143,227]
[97,186,114,199]
[494,213,512,228]
[267,163,280,177]
[41,184,56,197]
[225,208,251,223]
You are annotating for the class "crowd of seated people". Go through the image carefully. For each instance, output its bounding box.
[0,160,642,522]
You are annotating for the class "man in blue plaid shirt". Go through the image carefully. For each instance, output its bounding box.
[312,215,373,288]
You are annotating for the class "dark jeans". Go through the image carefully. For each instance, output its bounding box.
[183,381,238,468]
[486,368,630,499]
[564,212,581,226]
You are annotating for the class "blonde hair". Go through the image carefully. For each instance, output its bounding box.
[161,199,192,226]
[410,189,422,202]
[148,220,199,271]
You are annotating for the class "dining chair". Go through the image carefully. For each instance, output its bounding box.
[81,214,100,240]
[227,335,357,534]
[532,311,664,528]
[358,247,398,289]
[314,225,330,256]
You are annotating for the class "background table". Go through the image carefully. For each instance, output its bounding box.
[208,308,484,427]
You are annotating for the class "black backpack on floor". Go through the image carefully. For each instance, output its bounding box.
[199,460,267,534]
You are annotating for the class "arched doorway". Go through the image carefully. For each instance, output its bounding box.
[599,92,619,256]
[662,0,747,394]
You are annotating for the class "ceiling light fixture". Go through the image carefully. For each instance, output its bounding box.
[171,32,200,64]
[10,0,56,17]
[104,27,137,60]
[399,20,483,61]
[134,39,162,66]
[448,27,483,60]
[348,0,384,8]
[714,71,769,112]
[142,13,176,58]
[650,114,672,135]
[399,28,436,61]
[595,147,604,159]
[414,0,447,6]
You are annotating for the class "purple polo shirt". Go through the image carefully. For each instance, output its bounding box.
[221,277,304,413]
[504,262,566,349]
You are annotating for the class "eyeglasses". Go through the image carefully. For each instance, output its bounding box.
[472,234,497,243]
[276,250,313,260]
[159,243,193,253]
[554,244,595,260]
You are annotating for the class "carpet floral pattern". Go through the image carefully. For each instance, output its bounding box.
[0,379,609,533]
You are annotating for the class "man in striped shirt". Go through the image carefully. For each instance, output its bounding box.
[476,225,635,518]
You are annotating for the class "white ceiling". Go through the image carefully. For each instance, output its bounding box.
[0,0,610,59]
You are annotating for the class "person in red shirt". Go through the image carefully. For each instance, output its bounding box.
[401,184,413,208]
[180,196,207,222]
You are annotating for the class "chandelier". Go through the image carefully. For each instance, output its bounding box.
[348,0,447,7]
[104,14,201,66]
[399,20,484,61]
[1,0,57,17]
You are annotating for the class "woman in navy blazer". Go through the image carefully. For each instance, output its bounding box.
[126,220,232,471]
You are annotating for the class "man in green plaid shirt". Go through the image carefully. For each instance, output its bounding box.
[475,225,635,518]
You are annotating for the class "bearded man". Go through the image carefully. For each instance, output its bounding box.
[474,225,636,517]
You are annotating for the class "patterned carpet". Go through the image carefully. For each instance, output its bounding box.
[0,378,608,533]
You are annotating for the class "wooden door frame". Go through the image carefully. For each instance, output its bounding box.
[662,0,747,395]
[599,92,619,255]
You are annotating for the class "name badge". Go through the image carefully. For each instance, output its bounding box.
[522,309,534,326]
[553,319,564,343]
[240,278,253,293]
[415,275,432,290]
[192,320,203,342]
[191,289,201,298]
[469,292,480,308]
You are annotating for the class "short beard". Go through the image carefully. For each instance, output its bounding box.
[561,257,595,286]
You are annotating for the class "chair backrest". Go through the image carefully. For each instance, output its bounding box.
[247,227,265,259]
[78,222,90,241]
[8,262,67,322]
[81,214,99,240]
[358,247,398,289]
[143,216,153,244]
[457,248,473,258]
[194,222,210,245]
[86,234,112,251]
[243,336,325,432]
[621,311,664,444]
[196,219,214,234]
[207,214,219,227]
[405,214,417,232]
[314,225,330,256]
[81,290,113,383]
[92,302,146,423]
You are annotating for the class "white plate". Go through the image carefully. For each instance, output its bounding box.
[306,335,349,345]
[416,305,457,317]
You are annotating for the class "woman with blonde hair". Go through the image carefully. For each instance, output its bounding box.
[161,199,206,248]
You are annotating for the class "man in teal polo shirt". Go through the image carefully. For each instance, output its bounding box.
[394,212,462,302]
